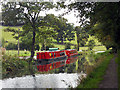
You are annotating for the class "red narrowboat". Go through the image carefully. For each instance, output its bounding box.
[37,50,67,64]
[65,49,79,57]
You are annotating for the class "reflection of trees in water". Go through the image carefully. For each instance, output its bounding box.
[77,56,86,73]
[41,55,88,74]
[59,66,65,73]
[55,55,87,73]
[67,63,76,73]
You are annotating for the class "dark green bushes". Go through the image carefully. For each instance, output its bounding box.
[65,43,71,49]
[6,43,17,50]
[2,55,30,79]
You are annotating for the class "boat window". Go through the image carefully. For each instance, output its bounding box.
[51,53,53,57]
[60,52,65,56]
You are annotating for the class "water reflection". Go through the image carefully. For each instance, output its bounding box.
[36,55,86,74]
[2,54,91,88]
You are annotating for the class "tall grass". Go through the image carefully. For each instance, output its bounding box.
[77,51,114,88]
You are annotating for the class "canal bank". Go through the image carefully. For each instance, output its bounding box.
[77,52,115,88]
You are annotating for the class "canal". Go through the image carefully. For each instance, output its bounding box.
[1,53,97,88]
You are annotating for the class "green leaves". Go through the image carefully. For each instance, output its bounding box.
[90,2,120,49]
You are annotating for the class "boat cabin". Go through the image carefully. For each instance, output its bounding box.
[37,50,66,60]
[65,49,78,57]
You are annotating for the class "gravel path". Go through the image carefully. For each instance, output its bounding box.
[99,54,118,88]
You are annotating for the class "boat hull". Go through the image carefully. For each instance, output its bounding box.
[37,55,67,65]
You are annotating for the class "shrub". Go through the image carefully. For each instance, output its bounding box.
[65,43,71,50]
[41,43,54,51]
[6,43,17,50]
[2,54,29,79]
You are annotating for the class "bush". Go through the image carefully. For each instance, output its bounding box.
[6,43,17,50]
[2,54,29,79]
[41,43,54,51]
[73,45,77,50]
[35,44,40,51]
[65,43,71,50]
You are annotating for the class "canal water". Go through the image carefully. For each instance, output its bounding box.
[1,54,95,88]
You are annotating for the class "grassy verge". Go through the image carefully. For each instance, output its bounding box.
[115,50,120,89]
[77,52,114,88]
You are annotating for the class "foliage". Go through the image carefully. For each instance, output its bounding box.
[2,2,24,26]
[19,32,32,50]
[44,14,75,43]
[36,26,56,50]
[75,26,89,51]
[41,43,55,51]
[2,2,54,59]
[6,43,18,50]
[65,43,71,50]
[89,2,120,50]
[2,54,30,79]
[88,40,95,50]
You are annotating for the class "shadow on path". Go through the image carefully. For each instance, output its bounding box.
[99,54,118,88]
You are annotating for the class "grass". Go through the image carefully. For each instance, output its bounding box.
[6,50,31,56]
[93,46,106,51]
[115,50,120,89]
[1,26,22,43]
[5,50,42,57]
[77,51,114,88]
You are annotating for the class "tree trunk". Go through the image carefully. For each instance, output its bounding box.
[76,33,79,51]
[31,31,36,59]
[57,38,59,44]
[77,40,79,51]
[61,39,63,44]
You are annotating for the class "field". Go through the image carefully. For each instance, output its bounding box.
[1,26,22,43]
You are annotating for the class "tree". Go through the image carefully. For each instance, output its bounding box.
[44,14,68,44]
[36,26,56,50]
[64,23,75,41]
[65,43,71,50]
[75,26,89,51]
[2,2,24,26]
[88,40,95,50]
[89,2,120,51]
[2,2,54,59]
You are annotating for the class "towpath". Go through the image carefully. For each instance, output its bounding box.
[99,54,118,88]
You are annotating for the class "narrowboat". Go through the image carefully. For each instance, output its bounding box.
[37,50,67,64]
[65,49,79,57]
